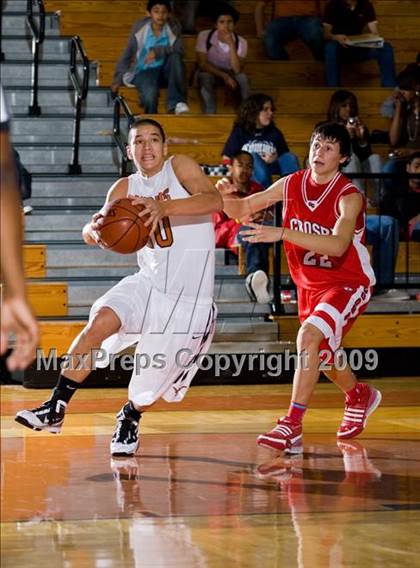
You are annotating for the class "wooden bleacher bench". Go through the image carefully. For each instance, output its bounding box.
[65,35,418,64]
[276,314,420,348]
[120,86,395,117]
[99,59,414,89]
[45,0,420,41]
[112,114,390,144]
[38,321,85,357]
[45,0,419,68]
[23,245,46,279]
[235,241,420,276]
[26,282,67,317]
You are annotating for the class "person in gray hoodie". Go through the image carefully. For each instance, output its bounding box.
[111,0,190,114]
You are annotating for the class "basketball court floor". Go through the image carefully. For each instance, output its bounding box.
[1,378,419,567]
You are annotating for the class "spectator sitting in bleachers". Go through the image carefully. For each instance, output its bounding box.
[111,0,189,115]
[327,89,382,201]
[381,152,420,242]
[381,53,420,119]
[322,0,396,87]
[195,3,249,114]
[222,93,300,188]
[366,214,409,301]
[214,150,273,303]
[382,65,420,195]
[254,0,324,61]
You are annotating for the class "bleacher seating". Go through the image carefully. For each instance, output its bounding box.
[2,0,419,358]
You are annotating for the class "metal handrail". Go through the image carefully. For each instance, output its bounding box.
[0,6,4,62]
[26,0,45,115]
[68,35,90,175]
[113,95,135,177]
[272,170,420,316]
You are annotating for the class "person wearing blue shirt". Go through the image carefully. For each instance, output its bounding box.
[222,93,299,188]
[112,0,190,114]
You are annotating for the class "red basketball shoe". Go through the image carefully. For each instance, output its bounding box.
[337,384,382,440]
[257,417,303,453]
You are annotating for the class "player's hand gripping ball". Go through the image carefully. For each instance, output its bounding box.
[95,198,151,254]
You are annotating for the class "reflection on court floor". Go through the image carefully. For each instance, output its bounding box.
[1,380,419,567]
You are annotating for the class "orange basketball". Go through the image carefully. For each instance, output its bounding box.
[96,198,150,254]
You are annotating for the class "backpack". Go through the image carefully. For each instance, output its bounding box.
[190,28,240,86]
[205,28,239,52]
[13,149,32,201]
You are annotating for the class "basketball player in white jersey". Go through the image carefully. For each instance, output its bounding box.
[15,118,222,456]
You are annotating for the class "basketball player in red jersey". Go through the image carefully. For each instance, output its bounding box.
[217,122,381,453]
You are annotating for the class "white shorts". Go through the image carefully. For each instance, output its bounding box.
[89,272,217,406]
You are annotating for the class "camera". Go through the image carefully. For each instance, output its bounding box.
[348,116,358,125]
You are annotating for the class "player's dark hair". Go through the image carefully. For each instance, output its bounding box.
[232,150,253,162]
[327,90,359,122]
[147,0,171,12]
[128,118,166,143]
[310,122,352,166]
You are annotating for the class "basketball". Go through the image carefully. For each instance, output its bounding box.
[95,198,150,254]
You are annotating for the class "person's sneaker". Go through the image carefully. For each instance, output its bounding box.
[23,205,33,215]
[337,384,382,440]
[110,404,140,457]
[245,270,271,303]
[15,399,66,433]
[371,288,410,301]
[174,102,190,115]
[257,417,303,453]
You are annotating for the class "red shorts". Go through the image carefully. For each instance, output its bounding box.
[297,285,371,355]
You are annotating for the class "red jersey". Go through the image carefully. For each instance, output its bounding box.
[282,169,376,290]
[214,180,267,252]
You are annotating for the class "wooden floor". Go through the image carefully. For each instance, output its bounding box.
[1,379,419,567]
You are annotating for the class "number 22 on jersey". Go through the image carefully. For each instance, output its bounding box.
[303,251,332,268]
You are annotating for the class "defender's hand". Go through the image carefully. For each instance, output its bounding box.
[241,222,285,243]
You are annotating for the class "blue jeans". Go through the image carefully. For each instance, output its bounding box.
[197,71,249,114]
[381,156,407,198]
[264,16,324,60]
[412,223,420,242]
[132,52,187,113]
[252,152,300,188]
[324,41,396,87]
[343,152,383,202]
[366,215,399,287]
[237,221,273,275]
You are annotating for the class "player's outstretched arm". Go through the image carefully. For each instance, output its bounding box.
[218,176,284,221]
[242,193,363,257]
[82,178,129,246]
[135,155,223,234]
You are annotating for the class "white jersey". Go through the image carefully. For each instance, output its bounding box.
[127,157,215,303]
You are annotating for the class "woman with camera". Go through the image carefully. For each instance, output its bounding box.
[326,89,405,300]
[327,89,382,201]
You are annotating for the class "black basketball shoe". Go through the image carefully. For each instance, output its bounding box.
[15,399,67,434]
[110,403,140,457]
